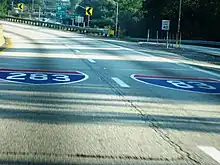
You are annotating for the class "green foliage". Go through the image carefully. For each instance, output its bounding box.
[6,0,220,40]
[70,0,83,9]
[75,0,144,33]
[118,0,144,34]
[0,0,8,15]
[143,0,220,40]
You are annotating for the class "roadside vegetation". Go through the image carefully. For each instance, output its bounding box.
[2,0,220,41]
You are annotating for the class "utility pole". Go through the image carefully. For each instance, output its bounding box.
[38,6,41,20]
[177,0,182,47]
[115,2,119,37]
[32,0,34,11]
[11,0,14,9]
[87,15,90,27]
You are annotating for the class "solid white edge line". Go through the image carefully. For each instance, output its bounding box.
[178,63,220,78]
[11,20,219,79]
[99,40,220,78]
[111,77,130,88]
[88,59,96,63]
[198,146,220,163]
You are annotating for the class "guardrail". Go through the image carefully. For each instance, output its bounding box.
[0,15,109,37]
[124,37,220,56]
[1,15,220,48]
[123,37,220,48]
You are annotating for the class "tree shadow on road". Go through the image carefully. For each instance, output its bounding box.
[0,104,219,134]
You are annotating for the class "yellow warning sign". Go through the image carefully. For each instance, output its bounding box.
[18,3,24,10]
[86,7,93,16]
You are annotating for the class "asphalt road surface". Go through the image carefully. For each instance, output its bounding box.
[0,21,220,165]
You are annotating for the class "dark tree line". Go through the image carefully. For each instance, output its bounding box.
[75,0,220,41]
[1,0,220,40]
[143,0,220,41]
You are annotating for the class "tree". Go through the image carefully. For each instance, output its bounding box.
[70,0,83,10]
[0,0,8,15]
[74,0,115,28]
[142,0,220,40]
[75,0,144,34]
[117,0,144,36]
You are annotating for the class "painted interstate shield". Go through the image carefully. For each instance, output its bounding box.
[131,75,220,94]
[0,69,88,85]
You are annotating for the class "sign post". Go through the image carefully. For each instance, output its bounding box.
[166,31,169,48]
[38,6,41,20]
[86,7,93,27]
[17,3,24,17]
[88,15,90,27]
[162,20,170,49]
[74,15,84,27]
[147,29,150,42]
[70,13,77,26]
[156,31,159,45]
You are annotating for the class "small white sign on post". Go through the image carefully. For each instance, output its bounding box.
[75,16,80,23]
[162,20,170,31]
[80,16,84,23]
[162,20,170,49]
[75,16,84,23]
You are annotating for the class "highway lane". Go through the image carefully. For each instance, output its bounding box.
[0,21,220,165]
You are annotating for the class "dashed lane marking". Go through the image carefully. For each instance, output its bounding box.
[88,59,96,63]
[198,146,220,164]
[111,77,130,88]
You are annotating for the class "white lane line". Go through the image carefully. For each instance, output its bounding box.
[71,47,124,50]
[98,40,220,78]
[75,50,80,53]
[111,77,130,88]
[102,40,153,57]
[178,63,220,78]
[198,146,220,163]
[88,59,96,63]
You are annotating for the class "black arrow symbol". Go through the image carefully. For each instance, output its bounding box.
[87,7,92,15]
[19,4,23,10]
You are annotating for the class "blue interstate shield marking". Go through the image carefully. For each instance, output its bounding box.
[131,75,220,94]
[0,70,88,85]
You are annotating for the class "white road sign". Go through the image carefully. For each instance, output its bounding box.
[75,16,84,23]
[162,20,170,31]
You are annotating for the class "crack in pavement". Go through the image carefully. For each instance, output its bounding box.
[0,151,184,161]
[55,36,201,164]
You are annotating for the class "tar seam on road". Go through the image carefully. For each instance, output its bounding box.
[20,29,202,164]
[0,151,184,162]
[62,36,201,164]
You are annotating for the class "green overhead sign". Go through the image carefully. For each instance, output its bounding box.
[69,13,80,18]
[56,5,67,18]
